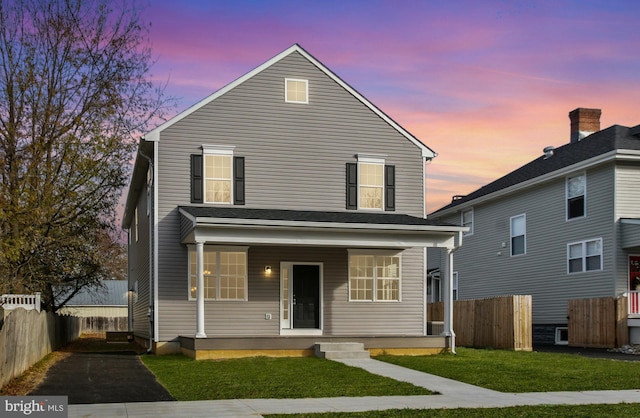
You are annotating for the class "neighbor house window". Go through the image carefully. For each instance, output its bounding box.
[427,274,441,303]
[349,251,401,302]
[188,246,247,300]
[567,238,602,273]
[510,214,526,256]
[567,173,586,219]
[462,209,474,236]
[285,78,308,103]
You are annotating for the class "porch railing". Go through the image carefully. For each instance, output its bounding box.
[0,293,41,313]
[628,291,640,316]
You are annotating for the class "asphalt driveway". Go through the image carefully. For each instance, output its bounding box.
[29,349,174,404]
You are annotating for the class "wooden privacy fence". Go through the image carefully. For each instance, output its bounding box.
[428,295,532,351]
[568,296,628,348]
[0,308,81,389]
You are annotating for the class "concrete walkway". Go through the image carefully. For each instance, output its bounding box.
[67,357,640,417]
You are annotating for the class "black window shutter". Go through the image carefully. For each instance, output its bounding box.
[233,156,245,205]
[346,163,358,210]
[385,165,395,211]
[191,154,203,204]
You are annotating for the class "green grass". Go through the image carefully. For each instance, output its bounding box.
[376,347,640,392]
[265,403,640,418]
[141,354,431,401]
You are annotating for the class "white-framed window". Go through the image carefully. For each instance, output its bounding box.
[567,173,586,220]
[567,238,602,273]
[427,274,441,303]
[285,78,308,104]
[510,214,526,256]
[555,327,569,345]
[462,209,474,236]
[203,145,234,204]
[346,154,394,212]
[188,246,248,301]
[348,250,401,302]
[358,156,385,210]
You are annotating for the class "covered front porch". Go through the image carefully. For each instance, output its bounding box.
[176,206,465,358]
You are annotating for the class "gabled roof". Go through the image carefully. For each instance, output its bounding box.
[431,124,640,216]
[142,44,436,159]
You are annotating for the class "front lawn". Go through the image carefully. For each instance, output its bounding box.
[265,403,640,418]
[141,355,431,401]
[376,347,640,392]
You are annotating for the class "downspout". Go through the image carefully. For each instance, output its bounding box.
[444,231,463,354]
[423,158,428,335]
[127,230,133,333]
[139,148,154,353]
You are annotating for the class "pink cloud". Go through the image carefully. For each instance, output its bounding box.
[129,0,639,219]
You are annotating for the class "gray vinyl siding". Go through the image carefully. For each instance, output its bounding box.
[158,51,424,216]
[156,246,425,340]
[154,52,427,341]
[436,163,617,325]
[128,188,151,338]
[615,162,640,219]
[615,162,640,293]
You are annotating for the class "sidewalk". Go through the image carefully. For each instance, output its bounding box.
[68,357,640,417]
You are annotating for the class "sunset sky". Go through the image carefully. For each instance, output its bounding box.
[142,0,639,213]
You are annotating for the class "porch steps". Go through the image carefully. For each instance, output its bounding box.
[314,342,370,359]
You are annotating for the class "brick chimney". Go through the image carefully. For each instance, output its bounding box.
[569,108,601,143]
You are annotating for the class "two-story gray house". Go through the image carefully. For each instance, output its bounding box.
[429,108,640,345]
[122,44,465,358]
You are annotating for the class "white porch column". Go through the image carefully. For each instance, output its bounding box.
[195,241,207,338]
[443,247,456,354]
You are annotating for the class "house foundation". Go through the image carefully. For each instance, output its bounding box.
[176,335,449,360]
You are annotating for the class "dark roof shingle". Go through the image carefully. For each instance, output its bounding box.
[432,124,640,214]
[180,206,456,227]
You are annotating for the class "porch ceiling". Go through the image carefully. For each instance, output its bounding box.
[179,206,466,249]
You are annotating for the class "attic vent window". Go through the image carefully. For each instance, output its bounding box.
[285,78,308,104]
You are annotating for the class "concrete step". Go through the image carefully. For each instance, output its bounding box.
[315,342,365,352]
[314,342,370,359]
[322,350,371,360]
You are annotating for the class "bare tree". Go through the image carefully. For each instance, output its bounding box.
[0,0,169,310]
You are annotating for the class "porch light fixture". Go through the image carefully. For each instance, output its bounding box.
[265,266,272,274]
